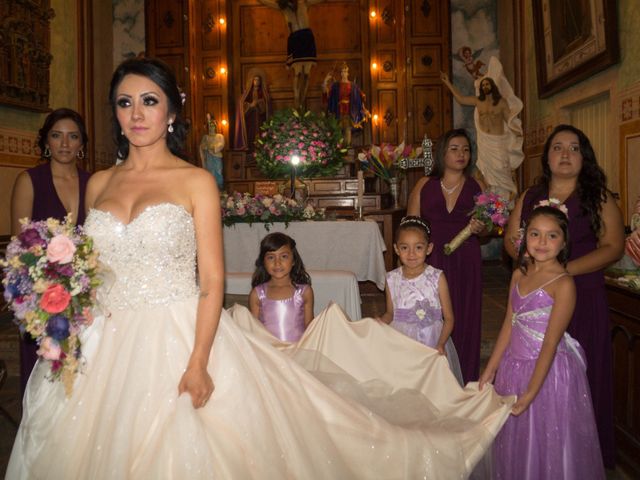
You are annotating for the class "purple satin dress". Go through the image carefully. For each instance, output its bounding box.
[256,283,307,342]
[493,277,604,479]
[521,186,615,467]
[419,177,482,383]
[387,265,463,385]
[20,162,91,395]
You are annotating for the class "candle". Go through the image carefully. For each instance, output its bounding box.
[357,170,364,210]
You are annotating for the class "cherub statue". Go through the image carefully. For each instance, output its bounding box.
[200,114,225,189]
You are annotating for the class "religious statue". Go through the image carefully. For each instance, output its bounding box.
[233,70,271,152]
[258,0,326,108]
[322,63,369,146]
[441,56,524,200]
[200,113,225,189]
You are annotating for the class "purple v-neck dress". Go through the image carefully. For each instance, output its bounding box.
[420,177,482,383]
[20,162,91,394]
[493,277,604,479]
[521,186,615,467]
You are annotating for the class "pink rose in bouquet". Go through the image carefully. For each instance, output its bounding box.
[46,234,77,263]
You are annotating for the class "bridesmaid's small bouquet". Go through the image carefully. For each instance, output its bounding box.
[444,192,510,255]
[1,215,101,396]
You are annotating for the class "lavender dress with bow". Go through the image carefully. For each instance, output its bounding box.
[493,276,604,479]
[387,266,463,385]
[256,283,307,342]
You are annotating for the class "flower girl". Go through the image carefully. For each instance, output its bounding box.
[480,205,604,479]
[378,216,463,385]
[249,232,314,342]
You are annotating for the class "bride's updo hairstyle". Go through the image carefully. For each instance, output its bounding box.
[109,57,189,161]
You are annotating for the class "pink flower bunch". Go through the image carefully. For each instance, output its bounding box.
[254,109,346,179]
[221,192,325,230]
[471,192,510,233]
[1,215,101,395]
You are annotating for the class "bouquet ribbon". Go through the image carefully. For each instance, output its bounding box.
[444,224,473,255]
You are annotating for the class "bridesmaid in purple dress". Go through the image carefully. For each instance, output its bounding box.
[482,206,604,479]
[408,129,486,383]
[10,108,91,395]
[504,125,625,468]
[249,232,314,342]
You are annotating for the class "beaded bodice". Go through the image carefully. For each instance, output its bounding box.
[85,203,199,310]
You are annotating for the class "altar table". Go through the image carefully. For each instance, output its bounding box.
[223,221,387,290]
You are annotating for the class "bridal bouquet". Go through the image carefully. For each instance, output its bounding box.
[221,192,326,229]
[444,192,510,255]
[1,215,102,396]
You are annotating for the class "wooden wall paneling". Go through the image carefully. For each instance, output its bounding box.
[192,0,229,166]
[411,85,446,141]
[377,89,399,144]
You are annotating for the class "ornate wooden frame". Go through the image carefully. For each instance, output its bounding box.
[532,0,619,99]
[0,1,54,111]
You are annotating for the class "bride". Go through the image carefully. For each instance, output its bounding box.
[7,57,513,479]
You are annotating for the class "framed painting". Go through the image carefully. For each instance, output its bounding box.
[532,0,619,98]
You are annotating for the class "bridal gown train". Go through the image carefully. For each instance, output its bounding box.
[7,203,514,479]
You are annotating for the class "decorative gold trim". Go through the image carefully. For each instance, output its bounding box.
[0,127,39,168]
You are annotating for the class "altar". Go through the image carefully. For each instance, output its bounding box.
[223,221,387,290]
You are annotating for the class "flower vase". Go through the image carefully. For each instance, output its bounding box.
[389,177,400,208]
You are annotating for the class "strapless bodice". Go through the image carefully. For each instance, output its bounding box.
[84,203,199,310]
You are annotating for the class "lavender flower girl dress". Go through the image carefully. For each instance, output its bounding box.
[387,265,464,385]
[255,283,307,342]
[493,273,605,479]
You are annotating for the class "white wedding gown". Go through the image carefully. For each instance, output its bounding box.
[7,203,514,479]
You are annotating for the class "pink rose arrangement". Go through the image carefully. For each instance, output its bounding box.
[444,191,510,255]
[1,215,102,396]
[221,192,326,230]
[254,108,346,179]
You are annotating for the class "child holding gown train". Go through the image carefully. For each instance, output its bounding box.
[249,232,314,342]
[480,204,604,479]
[378,216,463,385]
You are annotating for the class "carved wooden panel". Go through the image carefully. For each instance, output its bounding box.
[239,5,287,57]
[312,2,362,55]
[376,51,397,83]
[410,45,442,78]
[200,1,222,51]
[412,85,447,141]
[374,1,397,44]
[377,89,399,144]
[0,0,53,111]
[202,56,223,89]
[409,0,443,37]
[152,1,185,48]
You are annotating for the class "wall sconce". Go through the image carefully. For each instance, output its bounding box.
[221,119,228,127]
[219,66,227,75]
[369,10,377,19]
[372,114,379,124]
[218,17,225,26]
[371,62,378,71]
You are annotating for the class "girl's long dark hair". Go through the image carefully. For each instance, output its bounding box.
[251,233,311,287]
[517,206,571,274]
[429,128,475,179]
[538,124,608,236]
[109,57,189,161]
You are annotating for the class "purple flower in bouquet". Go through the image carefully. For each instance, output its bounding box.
[19,227,47,249]
[46,314,71,341]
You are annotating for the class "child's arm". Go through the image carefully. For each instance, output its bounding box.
[376,281,394,324]
[511,275,576,416]
[479,271,520,389]
[248,288,260,319]
[435,272,454,355]
[303,285,314,326]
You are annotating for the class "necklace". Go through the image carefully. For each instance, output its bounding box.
[440,179,461,195]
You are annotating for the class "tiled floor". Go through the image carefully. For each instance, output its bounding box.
[0,263,630,478]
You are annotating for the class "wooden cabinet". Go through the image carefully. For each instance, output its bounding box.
[606,281,640,476]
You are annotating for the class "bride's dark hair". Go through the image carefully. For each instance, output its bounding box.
[109,57,190,161]
[251,233,311,287]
